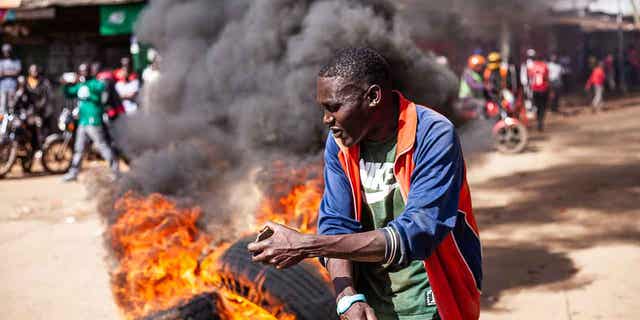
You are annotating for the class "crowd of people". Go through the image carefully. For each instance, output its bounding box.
[458,48,620,133]
[0,39,632,181]
[0,43,161,181]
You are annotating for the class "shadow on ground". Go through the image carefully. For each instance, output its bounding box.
[476,162,639,228]
[476,161,639,308]
[481,244,581,309]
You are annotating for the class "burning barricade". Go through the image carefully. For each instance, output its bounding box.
[105,164,335,320]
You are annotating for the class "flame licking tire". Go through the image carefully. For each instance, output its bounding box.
[108,164,332,319]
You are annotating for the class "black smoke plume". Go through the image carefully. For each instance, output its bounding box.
[106,0,459,239]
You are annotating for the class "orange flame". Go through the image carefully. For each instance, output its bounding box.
[255,179,322,234]
[109,163,326,319]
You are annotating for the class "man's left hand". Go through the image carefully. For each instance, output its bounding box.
[247,221,310,269]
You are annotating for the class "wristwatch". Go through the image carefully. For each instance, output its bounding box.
[336,293,367,315]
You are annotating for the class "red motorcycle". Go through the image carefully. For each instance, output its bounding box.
[485,89,528,153]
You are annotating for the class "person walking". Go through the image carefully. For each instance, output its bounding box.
[586,61,606,113]
[249,48,481,320]
[547,54,563,113]
[61,63,119,182]
[526,50,550,131]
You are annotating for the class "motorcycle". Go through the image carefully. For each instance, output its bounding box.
[486,89,529,153]
[41,106,129,174]
[0,107,40,177]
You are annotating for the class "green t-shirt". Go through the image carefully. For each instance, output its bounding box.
[64,79,106,126]
[356,136,439,320]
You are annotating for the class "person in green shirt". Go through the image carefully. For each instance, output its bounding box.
[459,54,487,118]
[61,63,119,182]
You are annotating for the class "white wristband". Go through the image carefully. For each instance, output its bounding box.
[336,293,366,315]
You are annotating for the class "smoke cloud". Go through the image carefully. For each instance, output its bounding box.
[106,0,460,239]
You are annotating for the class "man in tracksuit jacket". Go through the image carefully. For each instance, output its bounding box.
[249,47,482,320]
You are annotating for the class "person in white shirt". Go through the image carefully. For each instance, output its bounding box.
[520,49,535,115]
[141,49,161,113]
[0,44,21,112]
[547,54,563,113]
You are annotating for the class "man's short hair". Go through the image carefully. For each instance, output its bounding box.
[318,47,391,88]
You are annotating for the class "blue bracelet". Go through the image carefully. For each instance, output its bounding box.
[337,294,367,315]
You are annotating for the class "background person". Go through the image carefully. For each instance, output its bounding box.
[25,64,52,148]
[526,50,550,131]
[61,63,119,182]
[586,61,606,113]
[13,75,42,151]
[458,54,486,118]
[520,49,536,116]
[0,44,21,113]
[603,53,616,91]
[113,56,137,82]
[484,52,508,98]
[141,49,161,113]
[547,54,563,113]
[115,68,140,114]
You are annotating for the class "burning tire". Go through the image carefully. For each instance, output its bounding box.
[142,293,220,320]
[218,237,338,320]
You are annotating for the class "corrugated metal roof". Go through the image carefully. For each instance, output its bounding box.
[4,0,143,9]
[551,15,640,32]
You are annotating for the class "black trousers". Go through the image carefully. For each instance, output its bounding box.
[533,91,549,131]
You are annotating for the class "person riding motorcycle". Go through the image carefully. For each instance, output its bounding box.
[458,54,486,117]
[483,52,512,102]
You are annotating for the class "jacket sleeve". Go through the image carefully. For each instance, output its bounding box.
[317,135,363,236]
[387,119,463,263]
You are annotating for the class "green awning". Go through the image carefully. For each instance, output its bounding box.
[99,3,144,36]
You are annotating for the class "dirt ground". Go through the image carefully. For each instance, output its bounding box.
[0,104,638,319]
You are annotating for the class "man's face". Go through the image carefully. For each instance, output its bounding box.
[78,64,89,81]
[28,65,38,77]
[121,57,130,68]
[90,63,100,77]
[316,76,372,147]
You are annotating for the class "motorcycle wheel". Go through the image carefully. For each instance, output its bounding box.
[0,140,17,178]
[493,120,528,154]
[42,138,73,174]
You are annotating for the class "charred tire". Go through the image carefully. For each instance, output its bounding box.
[0,140,17,178]
[493,120,528,154]
[141,292,220,320]
[42,136,73,174]
[219,236,338,320]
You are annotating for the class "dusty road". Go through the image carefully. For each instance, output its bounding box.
[0,169,120,319]
[0,105,638,319]
[470,105,640,319]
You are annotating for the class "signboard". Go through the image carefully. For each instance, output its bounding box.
[99,3,144,36]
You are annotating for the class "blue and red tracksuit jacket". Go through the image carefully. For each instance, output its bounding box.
[318,92,482,320]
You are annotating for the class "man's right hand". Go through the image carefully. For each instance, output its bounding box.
[340,301,377,320]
